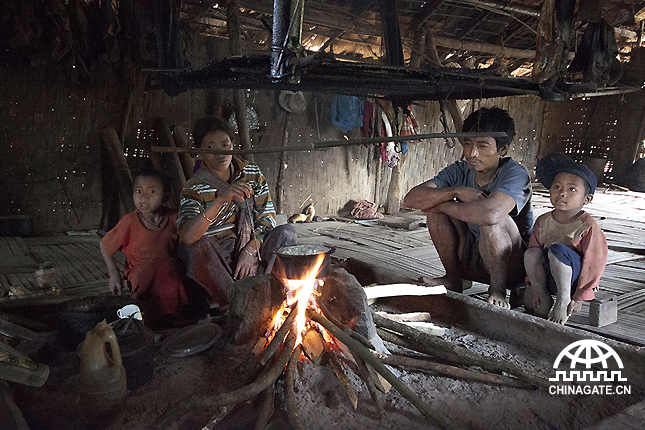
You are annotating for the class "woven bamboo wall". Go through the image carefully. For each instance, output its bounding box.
[0,27,546,234]
[540,93,644,184]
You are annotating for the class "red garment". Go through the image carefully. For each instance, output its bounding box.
[102,211,188,319]
[528,211,607,301]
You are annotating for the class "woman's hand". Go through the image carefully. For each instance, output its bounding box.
[235,244,259,279]
[219,182,253,205]
[109,272,125,295]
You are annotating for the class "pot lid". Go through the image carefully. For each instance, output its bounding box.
[160,323,222,358]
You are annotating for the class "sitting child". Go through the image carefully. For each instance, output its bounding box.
[100,167,188,326]
[524,153,607,324]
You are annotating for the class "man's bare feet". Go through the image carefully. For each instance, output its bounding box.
[549,300,570,324]
[419,276,467,293]
[487,290,510,309]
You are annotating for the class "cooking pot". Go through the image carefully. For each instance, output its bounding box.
[274,244,335,280]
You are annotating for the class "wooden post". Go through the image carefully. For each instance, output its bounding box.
[101,127,135,214]
[155,119,186,207]
[227,0,254,161]
[171,125,195,179]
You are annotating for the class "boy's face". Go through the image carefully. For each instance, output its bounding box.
[200,130,233,173]
[462,137,508,174]
[549,172,592,215]
[133,176,165,215]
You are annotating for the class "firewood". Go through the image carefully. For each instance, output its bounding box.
[155,331,297,429]
[375,311,432,323]
[355,355,386,419]
[259,303,298,365]
[301,328,325,365]
[328,351,359,409]
[253,337,268,358]
[381,353,532,389]
[319,302,375,350]
[307,310,460,430]
[202,405,233,430]
[372,313,550,389]
[401,321,445,336]
[253,384,275,430]
[285,345,305,430]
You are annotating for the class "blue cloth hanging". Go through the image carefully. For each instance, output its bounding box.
[330,95,364,133]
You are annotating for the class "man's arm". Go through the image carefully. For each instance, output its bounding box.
[403,180,487,212]
[432,190,517,226]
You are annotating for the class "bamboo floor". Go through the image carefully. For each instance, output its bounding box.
[0,185,643,346]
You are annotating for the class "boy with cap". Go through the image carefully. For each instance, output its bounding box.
[524,153,607,324]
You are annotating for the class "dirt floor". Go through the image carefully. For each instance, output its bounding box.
[9,306,643,430]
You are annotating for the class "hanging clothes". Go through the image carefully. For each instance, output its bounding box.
[330,95,364,133]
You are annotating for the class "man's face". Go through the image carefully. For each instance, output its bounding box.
[549,172,592,214]
[462,137,507,174]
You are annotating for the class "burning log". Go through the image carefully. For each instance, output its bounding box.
[381,353,532,389]
[372,313,550,389]
[307,309,460,430]
[259,302,299,365]
[301,328,325,365]
[155,331,297,429]
[285,345,305,430]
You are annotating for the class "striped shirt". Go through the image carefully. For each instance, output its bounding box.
[177,157,276,249]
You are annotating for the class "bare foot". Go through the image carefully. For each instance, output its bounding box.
[419,276,466,293]
[487,290,510,309]
[524,283,541,312]
[549,301,571,324]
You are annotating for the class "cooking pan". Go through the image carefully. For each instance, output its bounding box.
[274,244,335,280]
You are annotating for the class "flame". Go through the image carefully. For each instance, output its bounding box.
[267,253,326,346]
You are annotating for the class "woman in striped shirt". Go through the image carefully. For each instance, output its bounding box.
[177,117,296,306]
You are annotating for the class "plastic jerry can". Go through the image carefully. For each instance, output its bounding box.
[78,320,127,426]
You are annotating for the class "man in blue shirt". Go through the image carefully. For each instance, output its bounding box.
[404,107,534,309]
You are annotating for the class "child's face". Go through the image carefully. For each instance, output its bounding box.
[549,172,592,215]
[133,176,165,215]
[200,130,233,174]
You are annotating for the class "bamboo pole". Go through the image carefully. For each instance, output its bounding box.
[151,131,508,155]
[101,127,135,213]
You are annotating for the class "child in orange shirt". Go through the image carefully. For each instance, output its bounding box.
[524,153,607,324]
[100,167,187,325]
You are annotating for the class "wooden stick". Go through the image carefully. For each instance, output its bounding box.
[375,312,433,323]
[307,310,459,430]
[253,384,275,430]
[150,131,508,155]
[373,313,550,389]
[355,355,386,419]
[381,353,532,389]
[202,405,233,430]
[328,350,359,409]
[171,125,195,180]
[285,345,305,430]
[259,303,298,365]
[155,331,297,430]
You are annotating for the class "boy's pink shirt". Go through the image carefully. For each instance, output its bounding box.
[528,211,607,301]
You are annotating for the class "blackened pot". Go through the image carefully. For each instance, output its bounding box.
[274,244,334,280]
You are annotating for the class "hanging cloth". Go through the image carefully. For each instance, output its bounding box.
[330,95,364,133]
